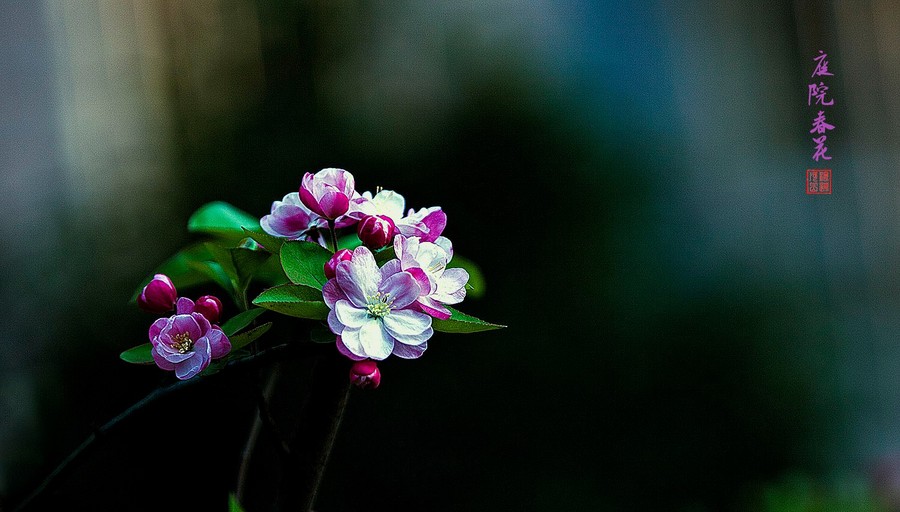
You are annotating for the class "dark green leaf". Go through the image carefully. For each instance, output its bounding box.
[220,308,266,336]
[432,306,505,333]
[120,343,154,364]
[252,284,329,320]
[187,201,260,239]
[448,254,486,299]
[200,358,227,376]
[229,322,272,351]
[188,260,235,297]
[280,241,332,290]
[373,245,396,265]
[243,227,285,254]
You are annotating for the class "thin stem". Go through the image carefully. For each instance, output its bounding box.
[328,219,339,253]
[276,352,351,511]
[235,367,281,503]
[11,342,322,512]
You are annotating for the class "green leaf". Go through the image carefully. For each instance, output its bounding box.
[373,245,396,265]
[337,233,363,251]
[243,227,285,254]
[432,306,505,333]
[120,343,154,364]
[188,260,236,298]
[448,254,486,299]
[230,322,272,351]
[220,308,266,336]
[280,241,332,290]
[187,201,260,239]
[130,244,215,302]
[229,494,246,512]
[252,284,329,320]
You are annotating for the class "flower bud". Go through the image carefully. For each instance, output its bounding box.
[193,295,223,324]
[357,215,396,250]
[324,249,354,279]
[138,274,177,313]
[349,360,381,389]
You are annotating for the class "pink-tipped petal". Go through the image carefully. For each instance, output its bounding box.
[322,279,347,309]
[392,341,427,359]
[338,329,368,359]
[417,297,452,320]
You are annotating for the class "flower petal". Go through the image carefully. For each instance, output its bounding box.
[335,300,369,329]
[327,310,345,335]
[379,258,402,280]
[433,268,468,304]
[358,320,393,360]
[379,272,420,309]
[337,247,380,306]
[416,296,451,320]
[206,327,231,359]
[382,309,432,337]
[175,352,207,380]
[392,341,427,359]
[322,279,347,309]
[152,347,176,370]
[149,317,169,343]
[175,297,195,315]
[336,335,366,361]
[171,314,202,342]
[318,186,350,219]
[339,328,368,359]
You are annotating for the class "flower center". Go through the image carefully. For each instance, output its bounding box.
[366,291,393,318]
[170,332,194,354]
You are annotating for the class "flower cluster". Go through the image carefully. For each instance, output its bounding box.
[264,168,469,367]
[137,275,231,380]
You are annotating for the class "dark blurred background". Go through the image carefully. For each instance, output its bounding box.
[3,0,900,510]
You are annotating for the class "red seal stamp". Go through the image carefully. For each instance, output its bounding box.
[806,169,831,195]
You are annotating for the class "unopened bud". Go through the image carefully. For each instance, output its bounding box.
[193,295,223,324]
[357,215,396,250]
[350,360,381,389]
[138,274,177,314]
[324,249,353,279]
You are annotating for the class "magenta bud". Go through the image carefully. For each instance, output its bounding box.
[138,274,177,313]
[357,215,396,250]
[350,360,381,389]
[193,295,223,324]
[324,249,353,279]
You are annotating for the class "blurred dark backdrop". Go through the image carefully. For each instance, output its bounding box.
[3,0,900,510]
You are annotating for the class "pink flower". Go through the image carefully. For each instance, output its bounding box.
[138,274,177,314]
[357,215,396,250]
[260,192,328,244]
[392,235,468,320]
[149,299,231,380]
[324,249,354,279]
[349,360,381,389]
[193,295,223,324]
[323,246,433,360]
[352,189,446,242]
[299,168,359,220]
